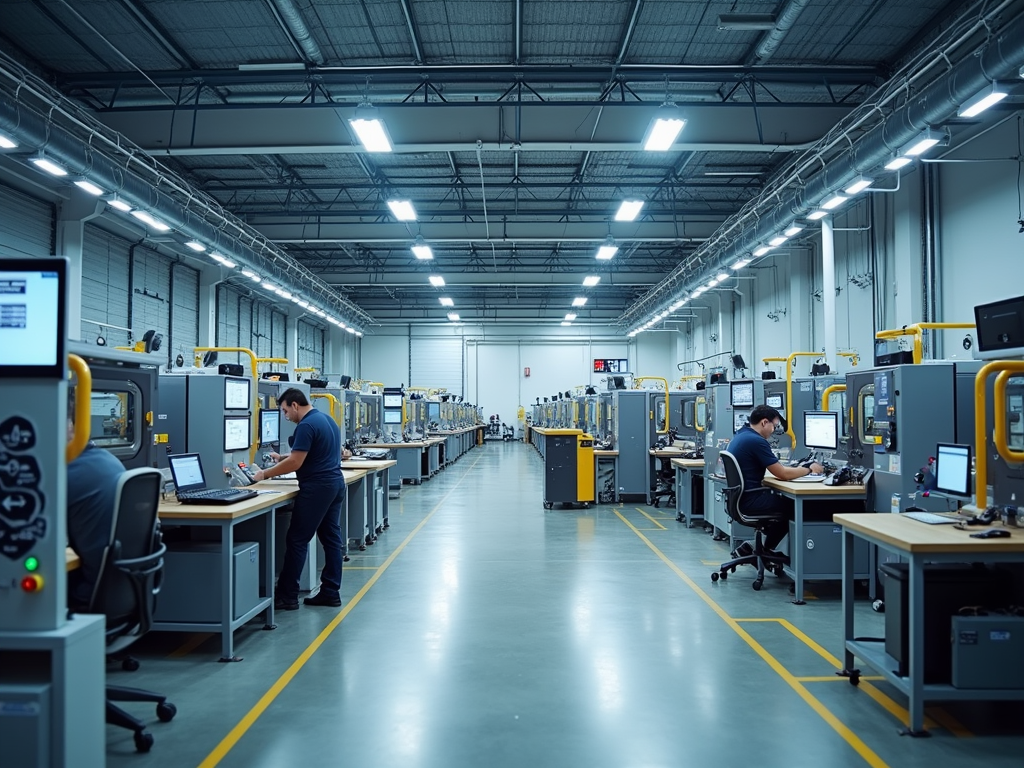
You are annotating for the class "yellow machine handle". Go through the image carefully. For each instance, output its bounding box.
[66,354,92,463]
[821,384,846,412]
[762,353,818,450]
[635,376,669,434]
[875,323,974,365]
[311,393,343,428]
[994,370,1024,463]
[695,395,706,432]
[974,360,1024,508]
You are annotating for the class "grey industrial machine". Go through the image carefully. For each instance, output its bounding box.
[344,388,383,443]
[257,378,311,459]
[309,382,348,450]
[612,389,655,501]
[762,374,847,461]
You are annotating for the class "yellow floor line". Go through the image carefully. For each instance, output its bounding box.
[635,508,667,530]
[197,455,484,768]
[796,676,885,683]
[167,633,213,659]
[925,707,972,738]
[613,508,891,768]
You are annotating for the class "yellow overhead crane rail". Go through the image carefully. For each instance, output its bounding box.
[761,351,859,449]
[974,360,1024,509]
[66,354,91,463]
[875,322,975,365]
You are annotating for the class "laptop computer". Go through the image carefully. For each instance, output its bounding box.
[167,453,258,505]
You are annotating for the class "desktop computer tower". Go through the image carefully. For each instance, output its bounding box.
[154,542,261,623]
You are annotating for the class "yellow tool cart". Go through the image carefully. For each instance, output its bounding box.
[542,428,595,509]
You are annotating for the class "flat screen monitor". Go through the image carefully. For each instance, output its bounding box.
[934,443,972,497]
[383,410,402,424]
[974,294,1024,359]
[383,394,403,408]
[224,416,251,452]
[224,377,250,410]
[0,257,66,378]
[427,402,440,421]
[803,411,838,451]
[730,381,754,408]
[259,409,280,445]
[765,393,784,410]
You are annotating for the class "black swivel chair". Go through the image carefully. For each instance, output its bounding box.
[85,467,176,753]
[710,451,788,591]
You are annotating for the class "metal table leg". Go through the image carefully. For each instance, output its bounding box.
[792,497,806,604]
[219,520,239,662]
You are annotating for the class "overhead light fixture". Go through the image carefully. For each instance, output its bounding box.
[705,278,717,289]
[614,200,644,221]
[783,225,804,237]
[297,300,310,308]
[821,194,848,210]
[753,245,772,256]
[411,236,433,260]
[388,199,417,221]
[596,236,619,260]
[769,235,788,247]
[642,104,686,152]
[717,13,776,30]
[583,275,601,287]
[346,327,357,335]
[560,321,572,327]
[900,129,944,157]
[262,282,278,292]
[290,295,302,304]
[447,312,460,322]
[211,253,236,268]
[571,297,587,307]
[184,240,206,252]
[807,210,828,221]
[958,82,1010,118]
[885,155,913,170]
[72,179,104,196]
[843,176,874,195]
[349,105,393,152]
[715,272,729,283]
[105,196,132,212]
[429,275,445,287]
[731,258,751,270]
[29,154,68,177]
[0,131,18,149]
[277,290,292,299]
[129,210,171,231]
[439,297,454,307]
[242,269,262,282]
[565,313,577,321]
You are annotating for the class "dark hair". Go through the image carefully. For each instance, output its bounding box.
[749,404,781,425]
[279,388,310,407]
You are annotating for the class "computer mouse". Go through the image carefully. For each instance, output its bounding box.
[969,528,1011,539]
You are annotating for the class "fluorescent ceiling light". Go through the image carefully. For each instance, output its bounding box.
[571,297,587,307]
[807,210,828,220]
[211,253,237,268]
[447,312,460,322]
[262,282,278,292]
[901,129,943,157]
[753,245,772,256]
[411,243,434,260]
[106,197,132,212]
[704,171,762,176]
[184,240,206,252]
[885,155,913,170]
[73,179,105,196]
[439,297,454,307]
[958,82,1009,118]
[0,131,17,149]
[565,313,577,321]
[290,295,302,304]
[718,13,776,30]
[843,176,874,195]
[277,290,292,299]
[429,275,445,287]
[643,105,686,152]
[769,235,788,247]
[347,327,357,334]
[670,301,684,310]
[705,279,717,289]
[29,155,67,177]
[129,210,170,231]
[242,269,261,282]
[821,194,848,210]
[596,236,619,260]
[297,300,309,308]
[583,275,601,287]
[388,199,417,221]
[783,225,804,237]
[349,106,392,152]
[731,258,751,270]
[614,200,644,221]
[715,272,729,282]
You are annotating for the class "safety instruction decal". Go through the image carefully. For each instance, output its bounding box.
[0,415,46,560]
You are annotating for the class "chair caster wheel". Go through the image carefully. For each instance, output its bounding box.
[543,502,553,510]
[719,570,727,580]
[156,702,177,722]
[848,671,861,686]
[358,544,367,551]
[752,579,763,591]
[134,731,154,753]
[122,657,140,672]
[711,572,719,582]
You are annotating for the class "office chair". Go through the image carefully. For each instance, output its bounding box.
[650,458,676,508]
[710,451,787,591]
[85,467,176,753]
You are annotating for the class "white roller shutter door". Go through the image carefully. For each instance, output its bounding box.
[170,262,199,365]
[297,319,325,371]
[131,246,170,355]
[81,227,130,346]
[410,336,464,397]
[0,184,53,257]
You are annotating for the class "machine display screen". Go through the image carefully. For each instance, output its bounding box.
[935,443,971,497]
[383,410,402,424]
[259,409,280,445]
[803,411,838,451]
[765,394,784,410]
[224,416,251,451]
[224,377,250,410]
[730,381,754,407]
[974,295,1024,357]
[383,394,403,408]
[594,358,628,373]
[0,258,66,378]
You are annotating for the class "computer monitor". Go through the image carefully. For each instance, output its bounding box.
[383,394,403,408]
[259,409,280,445]
[730,381,754,407]
[383,410,402,425]
[803,411,838,451]
[224,416,251,452]
[167,453,206,493]
[224,377,250,410]
[0,257,66,378]
[765,393,784,410]
[974,294,1024,359]
[934,443,972,497]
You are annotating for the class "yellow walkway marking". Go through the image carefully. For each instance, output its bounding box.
[635,508,667,530]
[168,633,212,658]
[198,454,485,768]
[615,508,891,768]
[796,676,884,683]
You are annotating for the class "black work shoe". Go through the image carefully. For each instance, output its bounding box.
[303,591,342,607]
[275,596,299,611]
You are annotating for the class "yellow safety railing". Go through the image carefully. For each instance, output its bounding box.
[678,375,703,389]
[974,361,1024,508]
[311,393,343,428]
[875,323,975,365]
[635,376,669,434]
[994,370,1024,463]
[821,384,846,411]
[66,355,92,463]
[762,351,857,448]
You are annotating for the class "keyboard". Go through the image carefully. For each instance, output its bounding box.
[177,488,259,505]
[791,474,825,483]
[903,511,959,525]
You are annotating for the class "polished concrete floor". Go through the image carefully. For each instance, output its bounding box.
[108,442,1024,768]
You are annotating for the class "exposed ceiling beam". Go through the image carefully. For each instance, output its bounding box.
[113,0,198,69]
[397,0,424,65]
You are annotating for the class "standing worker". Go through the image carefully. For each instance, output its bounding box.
[254,388,344,609]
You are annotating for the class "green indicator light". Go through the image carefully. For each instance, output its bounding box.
[25,556,39,572]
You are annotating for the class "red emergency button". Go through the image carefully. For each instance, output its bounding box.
[20,574,44,593]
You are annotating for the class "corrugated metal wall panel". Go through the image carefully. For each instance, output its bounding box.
[216,285,289,371]
[0,184,53,257]
[297,319,325,371]
[170,262,199,366]
[410,337,464,397]
[81,227,130,346]
[131,246,170,355]
[271,310,285,360]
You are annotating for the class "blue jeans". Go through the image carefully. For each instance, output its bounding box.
[276,476,345,600]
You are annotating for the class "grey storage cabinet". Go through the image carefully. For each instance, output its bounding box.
[154,542,260,623]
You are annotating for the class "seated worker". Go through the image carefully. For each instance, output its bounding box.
[66,420,126,610]
[727,404,823,560]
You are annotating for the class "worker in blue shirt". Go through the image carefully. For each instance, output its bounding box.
[255,388,344,610]
[727,404,823,559]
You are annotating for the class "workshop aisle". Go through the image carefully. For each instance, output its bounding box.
[110,442,1024,768]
